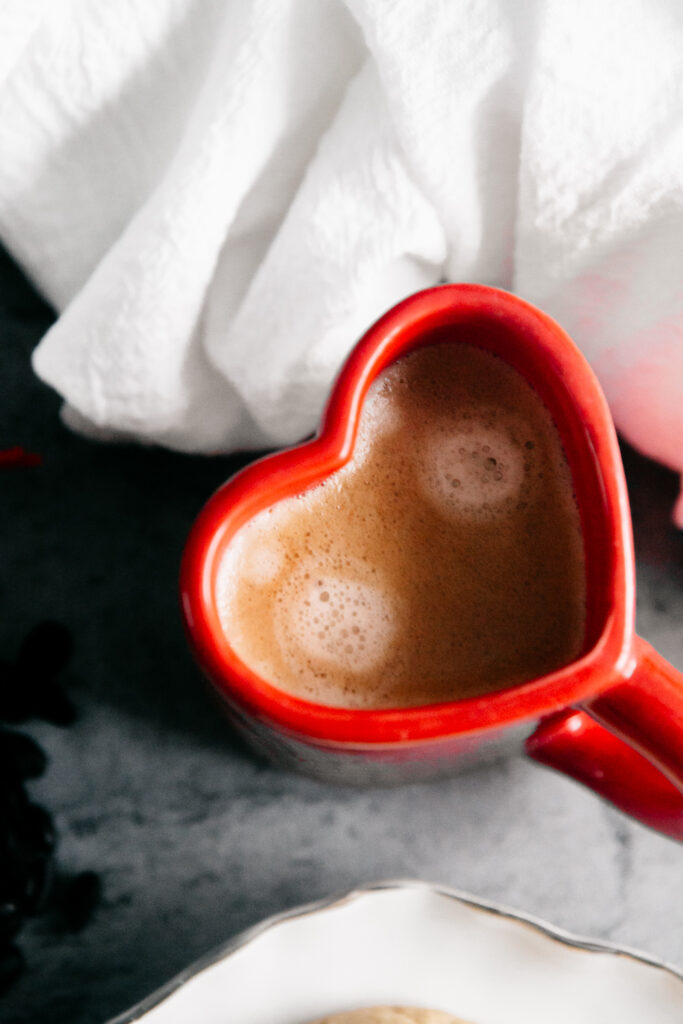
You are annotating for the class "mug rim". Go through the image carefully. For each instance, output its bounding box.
[180,284,635,745]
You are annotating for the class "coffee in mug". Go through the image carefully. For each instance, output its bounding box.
[217,343,586,708]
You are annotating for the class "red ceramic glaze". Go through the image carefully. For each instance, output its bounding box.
[180,284,683,838]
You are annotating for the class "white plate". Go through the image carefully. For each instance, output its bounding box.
[108,881,683,1024]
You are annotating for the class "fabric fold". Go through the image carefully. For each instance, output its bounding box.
[0,0,682,519]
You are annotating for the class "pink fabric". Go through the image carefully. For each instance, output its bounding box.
[597,333,683,526]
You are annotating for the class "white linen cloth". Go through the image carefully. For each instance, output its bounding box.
[2,0,683,520]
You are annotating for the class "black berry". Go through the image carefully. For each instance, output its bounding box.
[18,622,73,679]
[0,901,22,944]
[22,852,53,916]
[20,803,56,856]
[64,871,101,932]
[0,945,24,995]
[0,621,97,995]
[0,660,29,724]
[0,730,47,781]
[32,681,77,727]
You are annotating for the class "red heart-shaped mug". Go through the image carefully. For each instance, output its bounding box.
[180,285,683,840]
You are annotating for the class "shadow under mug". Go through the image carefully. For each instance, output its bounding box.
[180,285,683,841]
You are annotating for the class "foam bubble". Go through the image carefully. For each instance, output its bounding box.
[366,379,404,438]
[216,508,291,619]
[338,380,405,475]
[274,561,395,675]
[241,538,284,584]
[420,417,525,516]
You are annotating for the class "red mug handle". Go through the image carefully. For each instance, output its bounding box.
[527,637,683,841]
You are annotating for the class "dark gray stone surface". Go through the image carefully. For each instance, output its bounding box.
[1,247,682,1024]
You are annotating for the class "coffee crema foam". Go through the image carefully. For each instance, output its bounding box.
[217,344,586,709]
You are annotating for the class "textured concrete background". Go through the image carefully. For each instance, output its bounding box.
[2,247,682,1024]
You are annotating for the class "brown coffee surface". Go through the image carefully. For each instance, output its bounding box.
[217,343,586,708]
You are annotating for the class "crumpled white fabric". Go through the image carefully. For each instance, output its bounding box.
[2,0,683,520]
